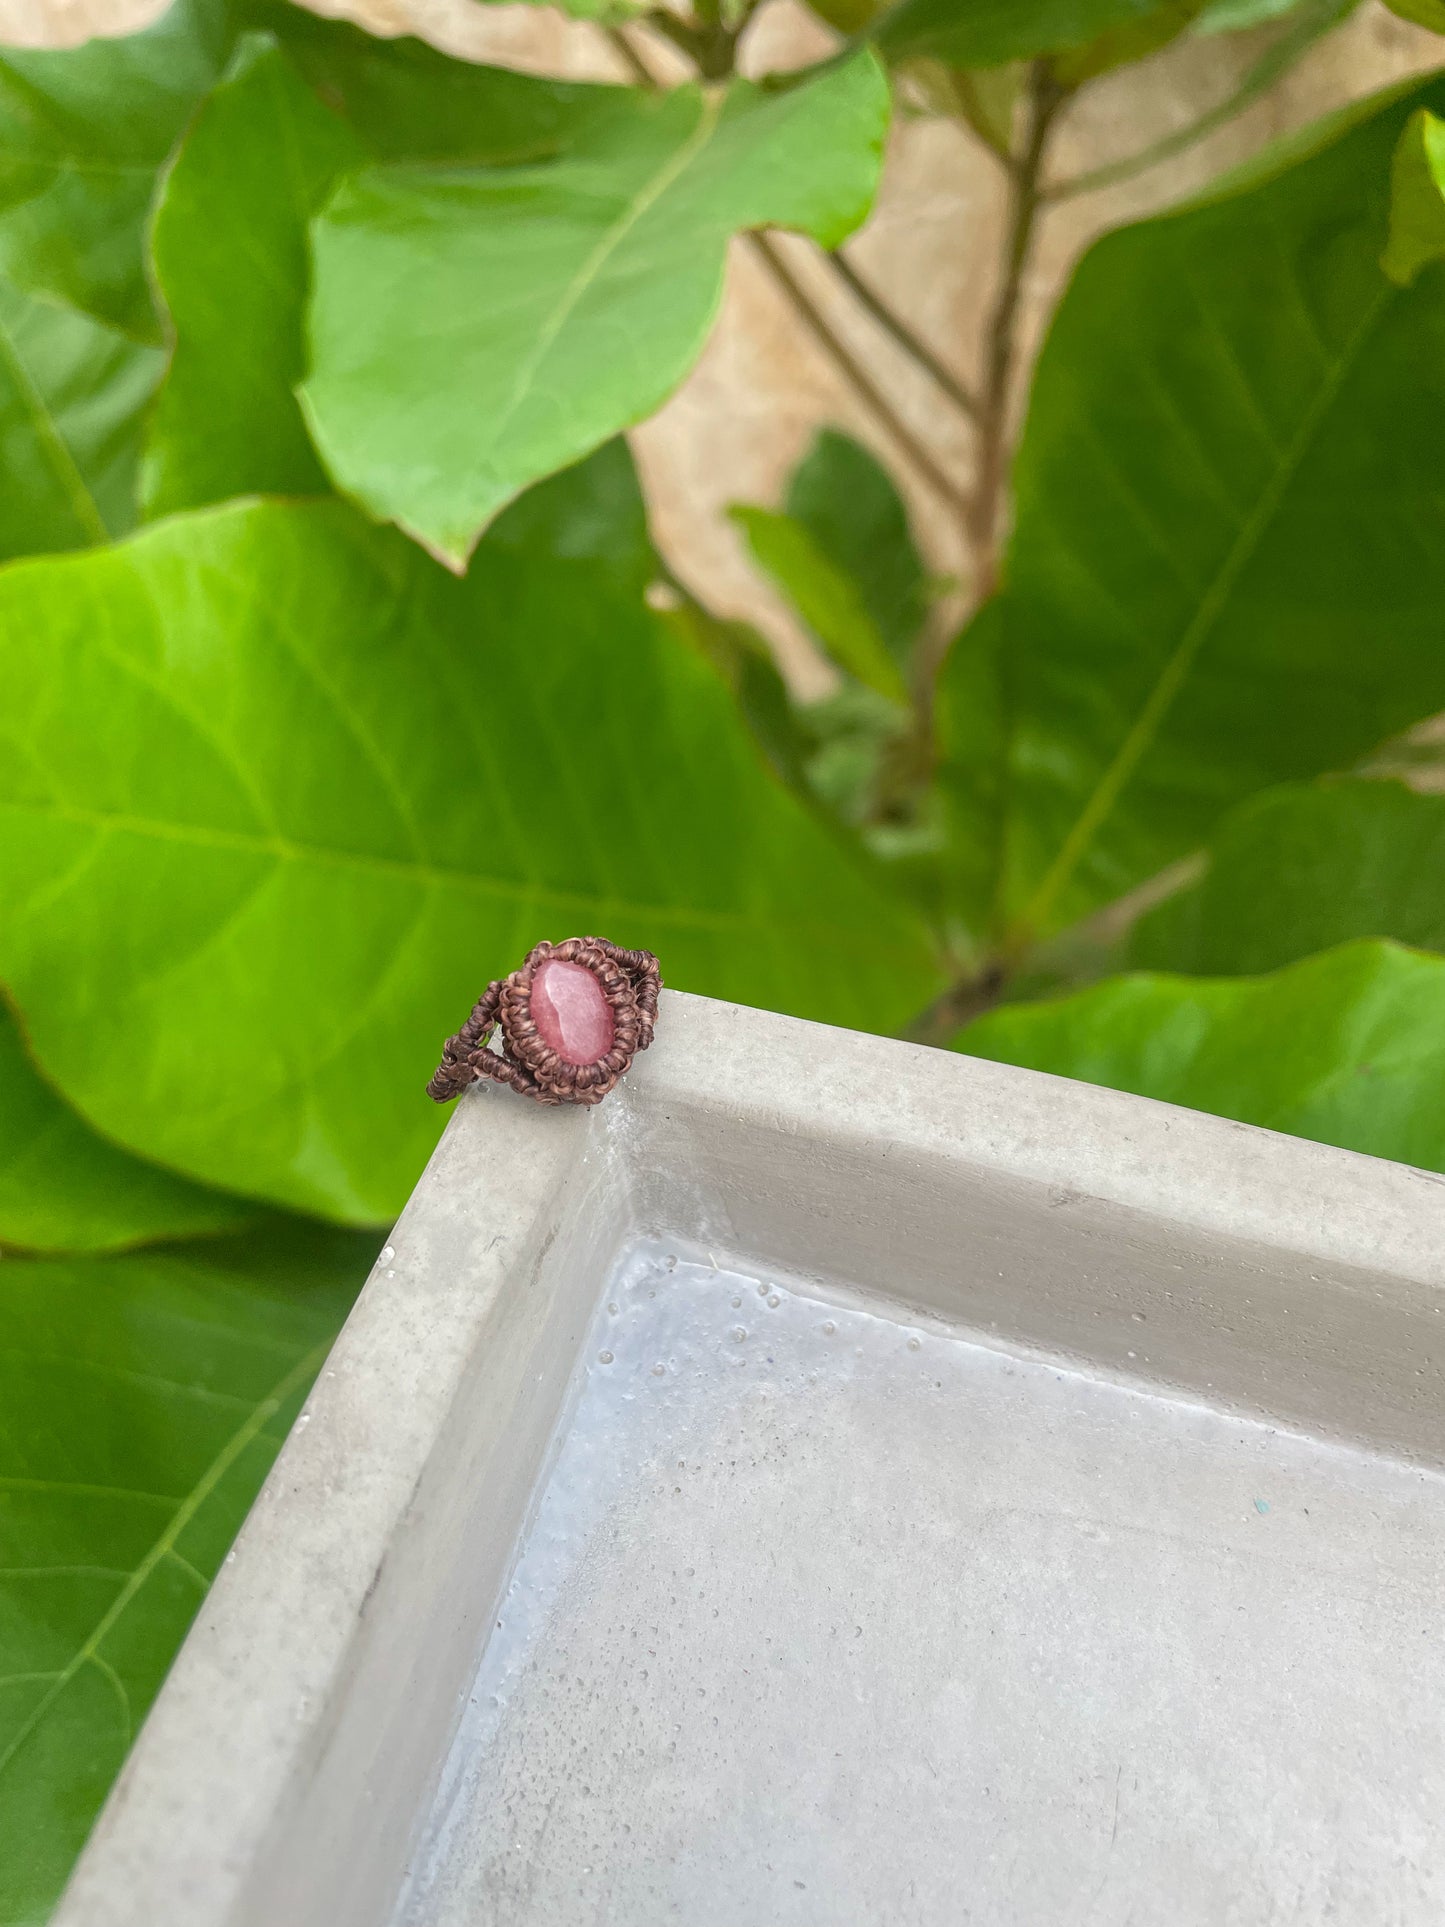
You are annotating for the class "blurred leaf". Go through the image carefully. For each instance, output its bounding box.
[946,77,1445,944]
[0,1003,255,1255]
[1049,0,1361,201]
[1382,0,1445,30]
[656,594,899,905]
[807,0,892,30]
[142,35,362,518]
[1052,0,1207,83]
[0,278,161,562]
[1383,106,1445,286]
[1193,0,1316,26]
[0,0,235,341]
[960,939,1445,1171]
[1132,779,1445,973]
[302,51,892,567]
[799,683,905,819]
[918,61,1021,154]
[486,438,656,600]
[933,600,1007,949]
[0,499,941,1222]
[731,505,908,701]
[785,427,929,669]
[877,0,1163,67]
[0,1220,371,1926]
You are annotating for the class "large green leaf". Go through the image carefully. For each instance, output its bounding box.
[952,77,1445,946]
[302,50,891,567]
[0,279,161,562]
[0,498,940,1223]
[960,939,1445,1170]
[0,0,234,341]
[876,0,1161,66]
[1132,779,1445,974]
[142,35,362,519]
[259,6,634,166]
[785,428,929,672]
[0,1220,371,1926]
[0,1003,252,1256]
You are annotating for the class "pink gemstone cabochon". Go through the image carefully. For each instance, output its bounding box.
[531,959,616,1065]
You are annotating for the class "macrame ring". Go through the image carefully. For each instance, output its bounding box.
[427,936,661,1108]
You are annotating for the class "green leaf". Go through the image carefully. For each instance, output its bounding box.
[950,77,1445,945]
[142,35,363,519]
[1382,106,1445,286]
[785,428,929,670]
[959,938,1445,1172]
[260,5,635,165]
[1382,0,1445,31]
[0,499,940,1223]
[730,504,908,702]
[0,278,161,562]
[1132,779,1445,974]
[1193,0,1318,28]
[0,1219,371,1926]
[0,1002,253,1256]
[485,437,656,600]
[876,0,1164,67]
[807,0,893,31]
[0,0,235,341]
[302,51,891,567]
[1052,0,1208,84]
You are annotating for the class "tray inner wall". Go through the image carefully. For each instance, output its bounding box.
[393,1240,1445,1927]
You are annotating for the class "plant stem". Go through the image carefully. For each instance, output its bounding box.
[902,62,1067,778]
[902,959,1009,1047]
[962,62,1068,609]
[644,6,742,80]
[747,231,969,512]
[604,23,660,87]
[823,250,981,423]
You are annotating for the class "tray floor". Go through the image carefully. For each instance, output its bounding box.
[396,1243,1445,1926]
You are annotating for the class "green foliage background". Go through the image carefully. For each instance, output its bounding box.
[3,0,1445,1910]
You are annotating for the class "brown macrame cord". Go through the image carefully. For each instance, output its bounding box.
[427,937,661,1107]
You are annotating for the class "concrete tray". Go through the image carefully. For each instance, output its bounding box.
[57,992,1445,1925]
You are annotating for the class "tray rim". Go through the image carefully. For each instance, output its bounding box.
[53,990,1445,1927]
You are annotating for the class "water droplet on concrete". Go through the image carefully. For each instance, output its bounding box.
[822,1320,837,1336]
[731,1327,747,1342]
[598,1351,614,1365]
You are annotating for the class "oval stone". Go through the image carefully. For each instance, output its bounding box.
[531,959,615,1066]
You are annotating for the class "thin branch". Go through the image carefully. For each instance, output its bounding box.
[963,63,1069,608]
[604,22,663,87]
[902,961,1008,1048]
[747,231,969,512]
[823,249,981,423]
[1044,0,1355,203]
